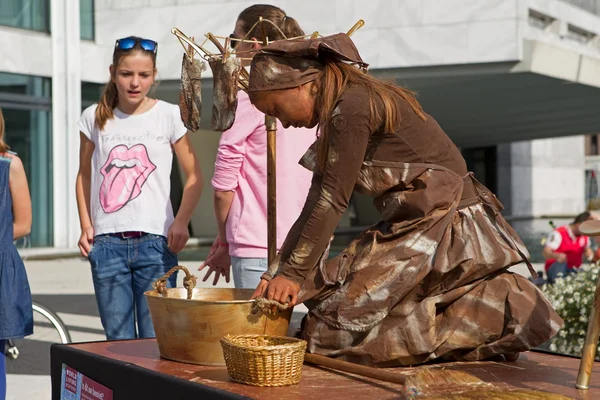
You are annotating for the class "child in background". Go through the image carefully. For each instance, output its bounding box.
[0,106,33,400]
[198,4,316,289]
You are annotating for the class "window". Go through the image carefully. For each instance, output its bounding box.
[80,0,94,40]
[0,72,53,247]
[528,9,555,30]
[462,146,497,194]
[81,82,103,109]
[0,0,50,33]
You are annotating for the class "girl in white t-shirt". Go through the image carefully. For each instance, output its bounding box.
[75,36,203,340]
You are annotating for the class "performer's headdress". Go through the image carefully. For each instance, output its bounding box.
[248,33,369,92]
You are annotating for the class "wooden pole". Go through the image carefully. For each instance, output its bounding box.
[574,219,600,389]
[258,18,278,266]
[576,275,600,389]
[266,116,277,264]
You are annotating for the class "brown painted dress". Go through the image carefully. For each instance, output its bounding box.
[270,84,563,367]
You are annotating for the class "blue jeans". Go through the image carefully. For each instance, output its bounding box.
[546,261,578,284]
[88,234,178,340]
[231,257,267,289]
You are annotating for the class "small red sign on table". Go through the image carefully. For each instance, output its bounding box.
[60,364,113,400]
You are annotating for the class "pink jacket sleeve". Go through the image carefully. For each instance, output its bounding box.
[211,92,263,191]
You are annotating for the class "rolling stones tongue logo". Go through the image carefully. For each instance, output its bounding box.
[100,144,156,213]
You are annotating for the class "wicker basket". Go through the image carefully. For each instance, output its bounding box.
[220,334,307,387]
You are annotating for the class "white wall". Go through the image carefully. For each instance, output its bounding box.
[89,0,524,81]
[0,28,52,77]
[3,0,600,82]
[508,136,586,218]
[531,136,586,216]
[563,0,600,14]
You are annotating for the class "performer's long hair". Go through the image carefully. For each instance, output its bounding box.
[313,62,425,170]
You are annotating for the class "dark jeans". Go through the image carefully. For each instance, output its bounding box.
[546,261,578,284]
[0,339,5,400]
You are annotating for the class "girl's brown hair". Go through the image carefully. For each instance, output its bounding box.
[237,4,304,41]
[95,37,157,130]
[0,107,8,153]
[312,62,425,170]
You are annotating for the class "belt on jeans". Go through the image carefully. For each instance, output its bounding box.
[109,231,148,239]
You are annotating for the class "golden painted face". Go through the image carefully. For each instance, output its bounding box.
[250,84,318,129]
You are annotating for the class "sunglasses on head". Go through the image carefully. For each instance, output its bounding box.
[115,37,158,54]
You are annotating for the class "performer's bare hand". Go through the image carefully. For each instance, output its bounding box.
[250,279,270,300]
[258,276,300,307]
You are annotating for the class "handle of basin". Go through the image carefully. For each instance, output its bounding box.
[152,265,198,300]
[252,297,290,315]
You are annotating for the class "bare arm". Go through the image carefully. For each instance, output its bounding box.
[76,132,95,256]
[9,155,32,240]
[214,190,234,244]
[585,246,594,262]
[170,132,203,252]
[542,245,566,262]
[541,230,566,262]
[196,190,234,285]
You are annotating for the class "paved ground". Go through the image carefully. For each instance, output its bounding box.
[5,255,538,399]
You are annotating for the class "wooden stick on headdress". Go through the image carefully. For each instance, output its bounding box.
[172,28,214,58]
[186,36,194,60]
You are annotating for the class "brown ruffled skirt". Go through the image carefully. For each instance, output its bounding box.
[299,197,563,367]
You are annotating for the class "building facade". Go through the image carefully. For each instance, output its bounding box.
[2,0,600,248]
[0,0,94,247]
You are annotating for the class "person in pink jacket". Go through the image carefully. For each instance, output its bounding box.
[199,5,316,288]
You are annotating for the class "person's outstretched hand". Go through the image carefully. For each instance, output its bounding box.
[250,276,300,307]
[198,238,231,286]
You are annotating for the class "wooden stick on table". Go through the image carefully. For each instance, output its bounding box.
[304,353,407,385]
